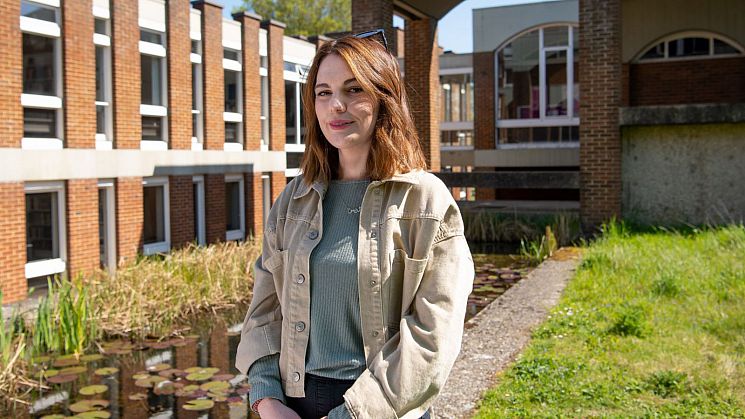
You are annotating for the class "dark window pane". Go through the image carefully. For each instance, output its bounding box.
[98,189,106,266]
[191,40,199,54]
[143,186,165,244]
[498,125,579,144]
[284,61,296,72]
[225,182,241,231]
[193,183,199,242]
[95,46,105,102]
[713,39,740,55]
[140,30,163,45]
[545,50,568,116]
[498,29,540,120]
[299,84,305,144]
[225,122,239,143]
[440,130,473,147]
[96,105,106,135]
[21,1,56,22]
[543,26,568,47]
[23,33,56,95]
[224,49,239,61]
[26,192,58,262]
[24,108,56,138]
[260,55,268,69]
[94,18,108,35]
[192,113,197,138]
[142,116,162,141]
[224,70,238,112]
[640,42,665,60]
[141,54,162,105]
[192,64,199,110]
[668,37,709,57]
[285,80,296,143]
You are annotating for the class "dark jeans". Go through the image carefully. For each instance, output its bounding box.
[286,374,431,419]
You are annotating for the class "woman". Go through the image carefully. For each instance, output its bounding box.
[235,33,474,419]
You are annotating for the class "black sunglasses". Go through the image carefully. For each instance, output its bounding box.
[353,28,389,51]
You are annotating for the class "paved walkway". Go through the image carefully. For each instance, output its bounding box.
[433,249,581,418]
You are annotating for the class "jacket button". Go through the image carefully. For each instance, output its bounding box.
[370,280,377,286]
[295,321,305,332]
[296,274,305,284]
[370,231,377,239]
[307,230,319,240]
[374,188,382,195]
[292,372,301,382]
[372,330,380,337]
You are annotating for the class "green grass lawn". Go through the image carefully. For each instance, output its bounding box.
[475,223,745,418]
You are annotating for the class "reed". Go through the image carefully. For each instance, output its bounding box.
[463,211,581,245]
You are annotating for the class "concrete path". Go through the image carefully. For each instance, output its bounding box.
[433,249,581,418]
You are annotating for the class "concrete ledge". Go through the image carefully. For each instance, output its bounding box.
[434,171,579,189]
[620,103,745,126]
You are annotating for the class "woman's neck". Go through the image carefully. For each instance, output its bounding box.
[337,147,370,180]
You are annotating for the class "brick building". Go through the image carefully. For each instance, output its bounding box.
[1,0,320,304]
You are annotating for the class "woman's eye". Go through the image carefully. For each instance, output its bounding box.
[349,87,363,93]
[316,91,330,96]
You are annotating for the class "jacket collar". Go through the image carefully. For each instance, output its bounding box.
[292,170,422,200]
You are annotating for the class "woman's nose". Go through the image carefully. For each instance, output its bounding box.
[330,95,345,112]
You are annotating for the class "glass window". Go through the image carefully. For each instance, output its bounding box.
[497,125,578,144]
[498,29,540,120]
[21,1,56,22]
[714,39,740,55]
[441,130,473,147]
[95,46,105,102]
[545,50,568,116]
[260,55,268,69]
[543,26,568,47]
[224,48,239,61]
[96,105,106,135]
[285,80,296,144]
[142,117,162,141]
[191,40,200,54]
[284,61,296,72]
[98,189,106,266]
[225,182,241,231]
[225,122,239,143]
[143,185,165,244]
[26,192,59,262]
[140,29,163,45]
[668,37,709,58]
[24,108,56,138]
[638,35,743,61]
[224,70,238,112]
[23,33,56,96]
[261,75,269,144]
[94,18,108,35]
[141,54,162,106]
[440,73,473,122]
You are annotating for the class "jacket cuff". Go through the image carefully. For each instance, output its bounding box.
[327,402,354,419]
[344,370,397,418]
[235,319,282,375]
[247,354,286,409]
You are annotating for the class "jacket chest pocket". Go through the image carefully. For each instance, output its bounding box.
[384,248,429,337]
[264,249,288,302]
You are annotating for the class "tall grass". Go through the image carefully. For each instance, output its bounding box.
[0,292,33,411]
[463,211,580,245]
[476,221,745,417]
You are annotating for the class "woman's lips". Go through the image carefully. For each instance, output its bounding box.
[329,120,354,130]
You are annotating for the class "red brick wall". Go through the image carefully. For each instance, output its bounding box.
[628,57,745,106]
[194,1,225,150]
[167,0,192,150]
[205,174,226,243]
[66,179,99,279]
[169,175,195,249]
[246,172,263,239]
[270,172,285,205]
[0,183,26,303]
[0,0,23,148]
[262,20,286,152]
[578,0,622,229]
[235,12,262,151]
[473,51,496,200]
[351,0,397,59]
[404,18,441,173]
[63,0,96,149]
[115,177,143,264]
[111,0,140,149]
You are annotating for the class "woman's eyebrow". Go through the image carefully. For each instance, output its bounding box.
[315,78,358,89]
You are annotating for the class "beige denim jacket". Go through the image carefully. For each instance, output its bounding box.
[235,170,474,418]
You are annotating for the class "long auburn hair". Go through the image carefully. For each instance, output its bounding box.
[299,36,427,184]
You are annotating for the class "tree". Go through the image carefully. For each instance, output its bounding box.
[234,0,350,37]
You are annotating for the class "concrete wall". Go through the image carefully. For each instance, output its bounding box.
[622,0,745,62]
[622,123,745,225]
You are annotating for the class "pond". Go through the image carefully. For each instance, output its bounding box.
[24,246,528,418]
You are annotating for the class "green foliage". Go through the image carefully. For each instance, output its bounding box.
[519,226,559,265]
[235,0,350,36]
[606,304,647,338]
[463,211,580,245]
[645,370,688,398]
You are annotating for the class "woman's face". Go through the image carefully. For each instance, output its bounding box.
[314,54,379,155]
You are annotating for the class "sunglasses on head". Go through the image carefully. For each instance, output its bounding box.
[353,28,389,51]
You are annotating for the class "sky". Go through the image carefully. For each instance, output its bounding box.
[221,0,556,53]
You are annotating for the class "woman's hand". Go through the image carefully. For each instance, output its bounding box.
[257,398,301,419]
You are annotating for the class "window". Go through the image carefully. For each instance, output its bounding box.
[24,108,56,138]
[95,16,113,146]
[224,49,239,61]
[193,176,206,245]
[21,1,56,22]
[141,54,163,106]
[223,48,242,148]
[224,69,239,112]
[440,73,473,122]
[191,39,203,147]
[23,33,56,96]
[441,130,474,147]
[225,122,239,143]
[25,182,66,281]
[260,73,269,146]
[637,33,744,62]
[97,180,116,272]
[495,25,579,147]
[140,29,163,45]
[284,62,308,147]
[142,116,162,141]
[94,18,108,35]
[140,27,167,147]
[142,178,170,255]
[225,175,245,241]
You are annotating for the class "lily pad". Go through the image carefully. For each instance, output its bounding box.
[80,385,108,395]
[147,363,171,372]
[210,374,235,381]
[69,399,110,413]
[157,368,182,378]
[46,374,79,384]
[200,381,230,392]
[182,399,214,411]
[186,371,214,381]
[53,356,80,367]
[43,369,60,378]
[40,415,66,419]
[185,366,219,374]
[153,380,176,396]
[134,375,167,388]
[73,411,111,418]
[59,366,88,375]
[132,373,150,380]
[128,393,147,401]
[94,367,119,376]
[80,354,104,362]
[33,355,52,364]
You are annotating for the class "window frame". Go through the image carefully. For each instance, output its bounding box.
[20,2,63,150]
[97,179,116,273]
[24,180,66,280]
[493,24,580,149]
[284,61,308,151]
[192,175,206,246]
[139,27,168,149]
[142,177,170,256]
[94,15,113,149]
[190,37,203,149]
[634,31,745,63]
[260,59,269,150]
[223,48,243,150]
[224,174,245,242]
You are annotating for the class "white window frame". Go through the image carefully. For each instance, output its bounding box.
[191,37,203,149]
[142,177,170,256]
[262,174,270,225]
[20,2,63,150]
[192,175,206,245]
[225,174,245,242]
[634,31,745,63]
[97,179,116,273]
[139,28,168,147]
[494,25,579,149]
[260,63,269,151]
[94,16,113,149]
[24,181,66,280]
[223,49,243,147]
[284,62,307,150]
